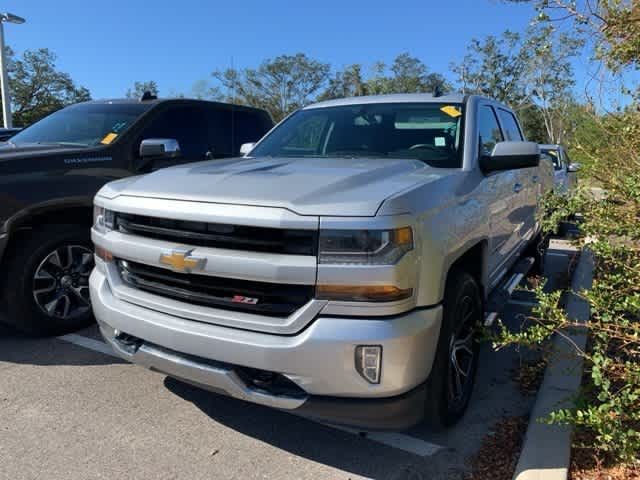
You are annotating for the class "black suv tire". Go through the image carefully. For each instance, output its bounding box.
[1,224,94,336]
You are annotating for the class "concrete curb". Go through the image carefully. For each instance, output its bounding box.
[513,247,594,480]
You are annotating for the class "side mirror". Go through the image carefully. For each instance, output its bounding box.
[139,138,181,158]
[480,141,540,173]
[240,142,255,156]
[567,162,581,173]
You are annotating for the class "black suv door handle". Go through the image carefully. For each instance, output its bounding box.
[513,183,523,193]
[532,175,539,183]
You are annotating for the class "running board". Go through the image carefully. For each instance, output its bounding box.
[484,256,535,326]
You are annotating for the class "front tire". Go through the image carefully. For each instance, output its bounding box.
[423,268,482,429]
[1,224,95,336]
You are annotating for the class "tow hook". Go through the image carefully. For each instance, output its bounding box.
[113,329,143,354]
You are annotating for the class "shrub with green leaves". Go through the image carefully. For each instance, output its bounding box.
[493,110,640,462]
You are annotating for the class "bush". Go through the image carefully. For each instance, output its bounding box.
[495,172,640,462]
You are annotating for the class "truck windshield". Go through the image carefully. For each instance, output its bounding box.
[250,102,464,168]
[9,102,152,147]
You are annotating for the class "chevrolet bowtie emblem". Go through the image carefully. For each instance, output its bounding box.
[159,248,207,273]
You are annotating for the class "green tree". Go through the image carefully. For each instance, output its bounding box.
[452,26,581,143]
[520,23,583,143]
[318,64,367,100]
[451,31,528,107]
[5,48,91,127]
[366,53,451,95]
[189,79,221,100]
[125,80,159,99]
[505,0,639,71]
[213,53,330,121]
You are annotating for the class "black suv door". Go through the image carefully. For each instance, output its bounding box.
[136,104,210,170]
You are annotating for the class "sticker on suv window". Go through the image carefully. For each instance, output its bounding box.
[440,106,462,118]
[100,133,118,145]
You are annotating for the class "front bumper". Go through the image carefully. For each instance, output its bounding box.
[91,268,442,429]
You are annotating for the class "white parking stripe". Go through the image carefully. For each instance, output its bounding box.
[57,334,118,358]
[328,425,443,456]
[57,334,444,457]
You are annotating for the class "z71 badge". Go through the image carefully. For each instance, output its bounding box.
[231,295,259,305]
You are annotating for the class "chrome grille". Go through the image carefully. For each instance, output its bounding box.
[115,213,317,256]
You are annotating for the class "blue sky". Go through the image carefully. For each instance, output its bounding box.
[0,0,581,99]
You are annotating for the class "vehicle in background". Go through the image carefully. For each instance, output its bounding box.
[91,93,553,430]
[0,128,22,142]
[0,95,273,335]
[539,144,579,193]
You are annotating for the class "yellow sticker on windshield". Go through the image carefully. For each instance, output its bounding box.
[100,133,118,145]
[440,105,462,118]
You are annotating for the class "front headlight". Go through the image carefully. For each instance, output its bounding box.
[318,226,413,265]
[93,205,115,234]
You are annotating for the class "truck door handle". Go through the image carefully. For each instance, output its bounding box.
[532,175,539,183]
[513,183,523,193]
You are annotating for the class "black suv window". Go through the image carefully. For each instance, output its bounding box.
[206,108,272,157]
[497,108,524,141]
[140,106,209,160]
[478,106,503,155]
[206,108,233,157]
[233,110,272,152]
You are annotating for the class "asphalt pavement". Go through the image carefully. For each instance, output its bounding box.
[0,291,543,480]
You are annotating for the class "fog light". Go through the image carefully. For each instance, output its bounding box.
[355,345,382,384]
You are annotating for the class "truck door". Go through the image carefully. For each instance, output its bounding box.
[478,104,525,284]
[135,105,210,171]
[496,108,538,246]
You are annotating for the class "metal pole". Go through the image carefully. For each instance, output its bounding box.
[0,22,13,128]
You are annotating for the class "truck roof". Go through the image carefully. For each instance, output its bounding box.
[305,93,467,110]
[78,97,270,114]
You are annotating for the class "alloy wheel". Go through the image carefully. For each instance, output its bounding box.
[447,294,478,410]
[32,245,94,321]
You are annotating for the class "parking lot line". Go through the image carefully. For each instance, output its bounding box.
[56,332,444,457]
[329,425,444,457]
[57,333,118,357]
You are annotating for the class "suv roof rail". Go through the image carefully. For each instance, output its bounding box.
[140,91,157,101]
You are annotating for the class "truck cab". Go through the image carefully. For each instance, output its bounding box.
[0,96,273,335]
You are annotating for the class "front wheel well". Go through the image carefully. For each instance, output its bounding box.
[1,206,93,271]
[446,241,487,300]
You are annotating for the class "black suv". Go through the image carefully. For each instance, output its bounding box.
[0,97,272,335]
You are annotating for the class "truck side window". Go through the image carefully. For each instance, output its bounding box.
[497,109,524,141]
[478,106,504,155]
[140,106,209,160]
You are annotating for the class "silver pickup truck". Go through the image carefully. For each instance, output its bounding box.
[90,94,552,430]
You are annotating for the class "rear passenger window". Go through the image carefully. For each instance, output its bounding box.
[233,111,271,152]
[207,109,233,157]
[497,109,524,141]
[140,106,209,159]
[207,108,272,157]
[478,106,503,155]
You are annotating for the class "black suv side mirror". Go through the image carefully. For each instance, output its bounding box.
[139,138,181,159]
[480,141,540,173]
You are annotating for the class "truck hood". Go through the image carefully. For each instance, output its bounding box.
[100,156,452,216]
[0,142,86,161]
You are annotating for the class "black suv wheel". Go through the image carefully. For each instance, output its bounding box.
[1,224,94,336]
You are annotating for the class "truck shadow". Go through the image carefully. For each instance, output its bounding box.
[0,323,121,367]
[163,376,437,480]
